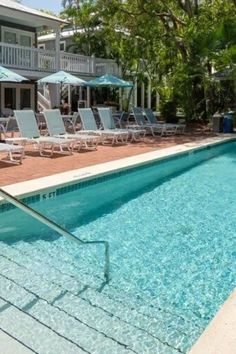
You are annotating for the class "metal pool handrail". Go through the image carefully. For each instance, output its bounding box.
[0,188,110,284]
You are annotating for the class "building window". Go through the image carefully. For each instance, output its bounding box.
[20,88,31,109]
[60,41,66,51]
[4,88,16,110]
[2,26,34,47]
[4,31,17,44]
[38,44,45,50]
[20,34,32,47]
[1,84,35,111]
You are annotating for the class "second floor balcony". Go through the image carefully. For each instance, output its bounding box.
[0,42,121,77]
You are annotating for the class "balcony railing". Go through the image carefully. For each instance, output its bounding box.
[95,58,121,76]
[0,42,120,76]
[0,42,56,71]
[60,52,91,74]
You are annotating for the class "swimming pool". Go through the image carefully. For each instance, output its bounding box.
[0,140,236,354]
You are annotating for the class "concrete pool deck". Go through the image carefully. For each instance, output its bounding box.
[190,288,236,354]
[0,132,219,186]
[0,134,231,200]
[0,133,235,354]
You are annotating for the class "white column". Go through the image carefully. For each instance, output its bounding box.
[86,86,91,107]
[55,27,61,71]
[68,84,71,110]
[52,27,61,106]
[141,82,145,108]
[48,83,60,107]
[90,55,95,74]
[119,88,122,110]
[147,80,151,109]
[133,79,138,107]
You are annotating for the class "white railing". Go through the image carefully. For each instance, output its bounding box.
[0,42,56,71]
[38,50,56,71]
[37,91,51,110]
[0,42,120,76]
[60,52,91,73]
[95,58,120,77]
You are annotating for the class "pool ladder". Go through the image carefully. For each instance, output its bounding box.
[0,188,110,286]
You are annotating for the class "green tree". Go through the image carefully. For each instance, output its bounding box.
[62,0,236,119]
[61,1,109,57]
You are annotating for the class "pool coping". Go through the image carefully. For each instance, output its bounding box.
[0,135,234,202]
[189,288,236,354]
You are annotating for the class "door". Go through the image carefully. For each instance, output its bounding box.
[20,88,32,109]
[1,84,35,112]
[2,27,34,68]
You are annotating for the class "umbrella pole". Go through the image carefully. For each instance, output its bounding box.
[68,84,71,112]
[60,82,63,104]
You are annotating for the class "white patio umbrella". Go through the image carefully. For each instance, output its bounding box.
[0,66,29,116]
[37,71,87,105]
[0,66,29,82]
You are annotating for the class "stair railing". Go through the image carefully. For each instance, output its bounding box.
[0,188,110,284]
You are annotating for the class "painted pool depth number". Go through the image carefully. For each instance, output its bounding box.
[41,190,57,200]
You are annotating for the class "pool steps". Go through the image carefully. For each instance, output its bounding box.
[0,241,203,354]
[0,187,110,285]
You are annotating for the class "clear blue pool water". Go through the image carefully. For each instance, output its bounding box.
[0,141,236,353]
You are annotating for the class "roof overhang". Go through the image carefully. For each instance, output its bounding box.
[0,0,68,30]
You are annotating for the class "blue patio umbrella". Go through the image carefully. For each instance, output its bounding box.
[87,74,133,88]
[87,74,133,109]
[0,66,28,82]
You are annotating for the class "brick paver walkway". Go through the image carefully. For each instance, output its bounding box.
[0,132,217,186]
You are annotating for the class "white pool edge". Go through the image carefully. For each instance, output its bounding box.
[0,135,234,201]
[189,288,236,354]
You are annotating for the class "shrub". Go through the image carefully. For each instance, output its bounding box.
[161,101,178,123]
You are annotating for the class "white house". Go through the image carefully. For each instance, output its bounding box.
[0,0,123,112]
[38,28,158,110]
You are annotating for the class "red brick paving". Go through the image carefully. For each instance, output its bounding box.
[0,131,217,187]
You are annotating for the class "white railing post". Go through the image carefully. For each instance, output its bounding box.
[119,88,123,110]
[141,82,145,108]
[55,28,61,71]
[86,86,91,107]
[91,55,95,74]
[133,79,138,107]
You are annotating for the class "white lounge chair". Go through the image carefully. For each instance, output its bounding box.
[43,109,99,151]
[143,108,185,134]
[0,117,19,138]
[97,107,145,142]
[79,108,128,145]
[0,142,24,164]
[13,110,75,157]
[131,107,165,136]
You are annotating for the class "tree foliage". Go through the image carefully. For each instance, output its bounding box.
[62,0,236,119]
